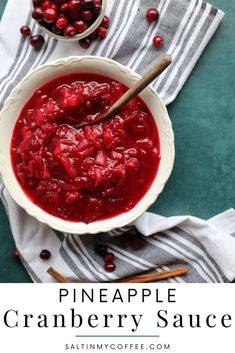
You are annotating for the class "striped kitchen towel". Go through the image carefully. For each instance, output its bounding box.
[1,0,234,283]
[1,185,235,283]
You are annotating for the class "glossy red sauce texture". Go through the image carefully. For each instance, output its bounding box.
[11,73,160,223]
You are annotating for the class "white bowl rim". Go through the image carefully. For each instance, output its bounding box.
[0,55,175,234]
[30,0,107,41]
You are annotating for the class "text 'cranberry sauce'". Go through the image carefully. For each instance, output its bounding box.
[11,73,160,223]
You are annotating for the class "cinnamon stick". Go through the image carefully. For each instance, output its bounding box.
[115,266,188,283]
[47,266,188,283]
[47,267,69,283]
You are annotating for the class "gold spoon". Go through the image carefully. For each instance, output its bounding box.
[76,54,172,127]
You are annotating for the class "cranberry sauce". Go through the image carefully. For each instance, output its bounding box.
[11,73,160,223]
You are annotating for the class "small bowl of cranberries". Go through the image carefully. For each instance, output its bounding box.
[31,0,106,41]
[0,56,174,234]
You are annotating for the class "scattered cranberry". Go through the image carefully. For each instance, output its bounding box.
[60,2,69,12]
[97,26,107,38]
[43,7,58,23]
[104,252,115,262]
[101,15,110,28]
[69,0,82,12]
[153,35,164,47]
[50,3,58,11]
[64,24,76,37]
[40,249,51,260]
[79,37,92,49]
[95,243,116,272]
[12,249,19,260]
[146,8,159,22]
[56,14,69,29]
[20,25,31,37]
[42,0,51,10]
[93,3,101,14]
[81,10,93,21]
[104,262,116,272]
[74,20,88,33]
[30,35,45,50]
[95,244,108,257]
[32,7,43,20]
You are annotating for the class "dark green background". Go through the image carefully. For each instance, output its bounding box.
[0,0,234,282]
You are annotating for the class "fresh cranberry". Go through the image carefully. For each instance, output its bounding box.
[69,0,82,12]
[83,0,94,9]
[101,15,110,28]
[56,14,69,29]
[12,249,19,260]
[43,7,58,23]
[153,35,164,47]
[79,37,92,48]
[30,35,45,49]
[104,252,115,262]
[94,0,102,5]
[32,7,43,20]
[51,2,58,11]
[64,24,76,37]
[146,8,159,22]
[40,249,51,260]
[60,2,69,12]
[81,10,93,20]
[104,262,116,272]
[20,25,31,37]
[97,26,107,38]
[42,0,52,10]
[93,3,101,14]
[74,20,88,33]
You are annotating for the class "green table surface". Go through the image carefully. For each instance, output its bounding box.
[0,0,234,282]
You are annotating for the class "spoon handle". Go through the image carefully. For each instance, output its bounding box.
[102,54,172,121]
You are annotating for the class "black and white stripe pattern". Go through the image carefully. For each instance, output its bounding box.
[2,182,235,283]
[0,0,230,283]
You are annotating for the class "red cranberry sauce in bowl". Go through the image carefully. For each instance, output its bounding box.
[11,73,160,223]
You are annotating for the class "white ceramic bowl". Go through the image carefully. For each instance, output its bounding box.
[0,56,174,234]
[30,0,106,41]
